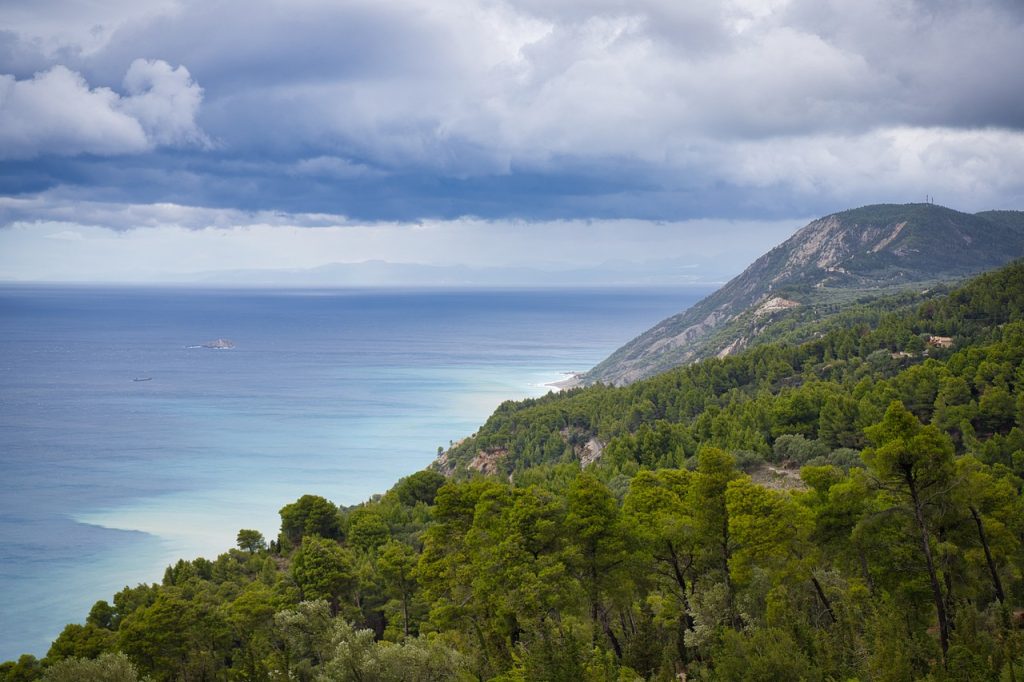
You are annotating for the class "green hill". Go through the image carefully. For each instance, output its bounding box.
[439,259,1024,477]
[5,260,1024,682]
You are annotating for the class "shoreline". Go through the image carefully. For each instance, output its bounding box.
[1,286,705,660]
[543,371,584,392]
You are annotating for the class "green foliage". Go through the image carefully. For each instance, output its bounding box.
[46,623,115,662]
[236,528,267,553]
[41,653,140,682]
[291,536,356,611]
[500,624,644,681]
[116,586,230,682]
[279,495,344,549]
[0,655,42,682]
[377,539,419,638]
[391,470,447,507]
[6,260,1024,682]
[862,400,956,489]
[273,600,335,679]
[726,478,814,585]
[772,433,829,464]
[314,620,466,681]
[708,627,821,681]
[347,509,391,552]
[445,260,1024,479]
[87,600,115,630]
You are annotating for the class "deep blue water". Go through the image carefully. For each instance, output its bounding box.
[0,285,709,659]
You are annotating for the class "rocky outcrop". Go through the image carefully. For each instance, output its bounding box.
[467,448,507,475]
[584,204,1024,385]
[749,463,806,491]
[578,438,605,468]
[754,297,800,317]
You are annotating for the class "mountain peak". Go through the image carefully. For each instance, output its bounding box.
[584,203,1024,385]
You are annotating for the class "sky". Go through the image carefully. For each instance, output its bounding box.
[1,0,1023,284]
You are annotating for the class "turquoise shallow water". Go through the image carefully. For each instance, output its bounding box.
[0,285,709,659]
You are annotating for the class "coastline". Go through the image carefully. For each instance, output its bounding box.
[1,286,704,660]
[543,371,584,392]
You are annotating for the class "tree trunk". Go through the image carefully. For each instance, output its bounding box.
[722,516,741,628]
[810,575,837,624]
[677,618,690,667]
[402,589,410,638]
[970,505,1006,602]
[856,544,880,593]
[944,569,956,633]
[858,548,876,595]
[667,542,694,664]
[667,543,694,625]
[599,607,624,659]
[909,481,950,662]
[621,608,635,636]
[471,618,492,679]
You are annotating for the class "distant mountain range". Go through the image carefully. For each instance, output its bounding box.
[585,203,1024,385]
[189,259,730,288]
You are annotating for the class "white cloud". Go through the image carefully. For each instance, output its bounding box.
[0,65,148,158]
[0,0,178,57]
[118,59,209,147]
[42,228,83,241]
[0,59,206,159]
[8,2,1024,160]
[0,197,801,283]
[0,194,344,231]
[0,0,1022,217]
[716,126,1024,207]
[288,156,385,180]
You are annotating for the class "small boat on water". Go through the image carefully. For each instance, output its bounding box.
[202,338,235,349]
[133,377,153,382]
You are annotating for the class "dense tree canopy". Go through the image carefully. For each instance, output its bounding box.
[4,261,1024,681]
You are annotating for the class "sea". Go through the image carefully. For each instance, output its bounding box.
[0,285,710,660]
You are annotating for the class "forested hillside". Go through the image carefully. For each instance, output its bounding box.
[4,262,1024,681]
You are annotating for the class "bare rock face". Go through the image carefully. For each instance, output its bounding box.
[754,297,800,317]
[585,203,1024,386]
[433,449,451,474]
[578,438,605,468]
[467,448,507,475]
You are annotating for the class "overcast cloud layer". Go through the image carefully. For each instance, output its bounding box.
[1,0,1022,281]
[0,195,802,284]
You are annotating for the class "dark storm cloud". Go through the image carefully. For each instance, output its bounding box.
[88,2,452,89]
[1,0,1023,221]
[780,0,1024,130]
[0,30,53,78]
